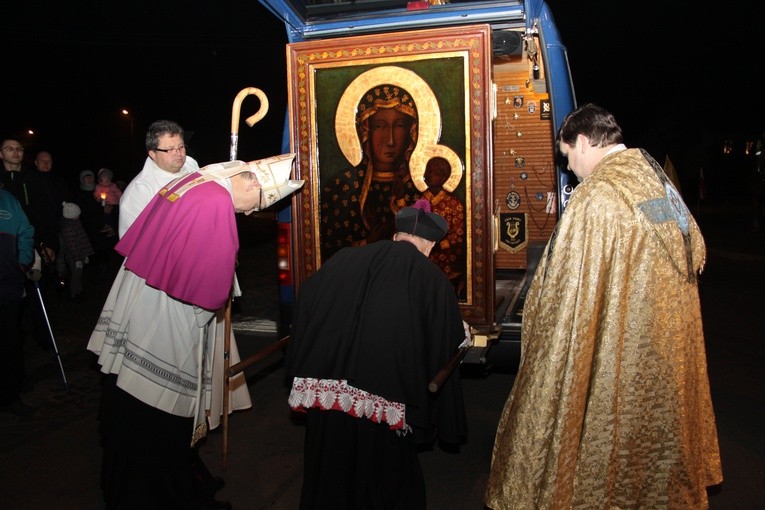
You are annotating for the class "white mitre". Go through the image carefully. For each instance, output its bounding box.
[164,153,304,210]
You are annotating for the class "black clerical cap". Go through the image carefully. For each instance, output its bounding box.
[395,199,448,242]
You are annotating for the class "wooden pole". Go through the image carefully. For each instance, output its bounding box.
[428,346,472,393]
[226,336,290,378]
[221,297,232,471]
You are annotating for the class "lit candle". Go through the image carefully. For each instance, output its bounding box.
[100,192,107,206]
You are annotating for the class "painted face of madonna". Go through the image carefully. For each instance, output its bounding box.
[369,108,413,172]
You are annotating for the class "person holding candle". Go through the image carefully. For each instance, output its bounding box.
[93,167,121,237]
[74,170,111,272]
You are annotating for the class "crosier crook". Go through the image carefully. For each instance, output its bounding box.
[222,87,269,471]
[229,87,269,162]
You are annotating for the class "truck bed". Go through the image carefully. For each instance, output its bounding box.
[465,241,545,369]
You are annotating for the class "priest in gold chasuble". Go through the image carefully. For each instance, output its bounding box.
[485,104,722,510]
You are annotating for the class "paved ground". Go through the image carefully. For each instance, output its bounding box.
[1,206,763,509]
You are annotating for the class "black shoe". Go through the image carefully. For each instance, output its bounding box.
[0,399,37,418]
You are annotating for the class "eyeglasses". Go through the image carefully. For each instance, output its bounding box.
[154,145,186,155]
[2,146,24,153]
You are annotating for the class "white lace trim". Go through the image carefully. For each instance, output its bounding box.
[288,377,409,431]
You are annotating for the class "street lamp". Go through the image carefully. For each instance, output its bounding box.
[21,129,36,156]
[121,109,135,168]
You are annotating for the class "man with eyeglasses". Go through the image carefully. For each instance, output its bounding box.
[119,120,200,236]
[117,120,252,505]
[89,155,302,510]
[121,119,253,421]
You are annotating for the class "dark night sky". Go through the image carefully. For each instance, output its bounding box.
[548,1,765,146]
[4,1,289,187]
[4,1,764,188]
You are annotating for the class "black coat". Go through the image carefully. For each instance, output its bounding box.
[35,171,73,252]
[285,239,467,444]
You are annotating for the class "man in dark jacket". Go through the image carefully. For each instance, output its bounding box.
[285,198,469,510]
[1,139,42,237]
[34,150,72,258]
[1,138,54,350]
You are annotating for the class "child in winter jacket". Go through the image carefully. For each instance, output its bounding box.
[57,201,94,301]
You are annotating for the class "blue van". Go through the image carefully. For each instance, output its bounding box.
[258,0,577,368]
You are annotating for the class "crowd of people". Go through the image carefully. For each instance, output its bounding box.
[1,103,725,509]
[1,139,122,301]
[1,138,123,418]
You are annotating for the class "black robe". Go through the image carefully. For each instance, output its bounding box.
[285,239,467,445]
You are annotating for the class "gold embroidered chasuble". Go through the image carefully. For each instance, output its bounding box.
[485,149,722,509]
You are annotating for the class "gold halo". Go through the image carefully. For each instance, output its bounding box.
[335,65,463,193]
[410,144,464,193]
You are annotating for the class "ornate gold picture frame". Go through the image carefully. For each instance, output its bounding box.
[286,24,493,326]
